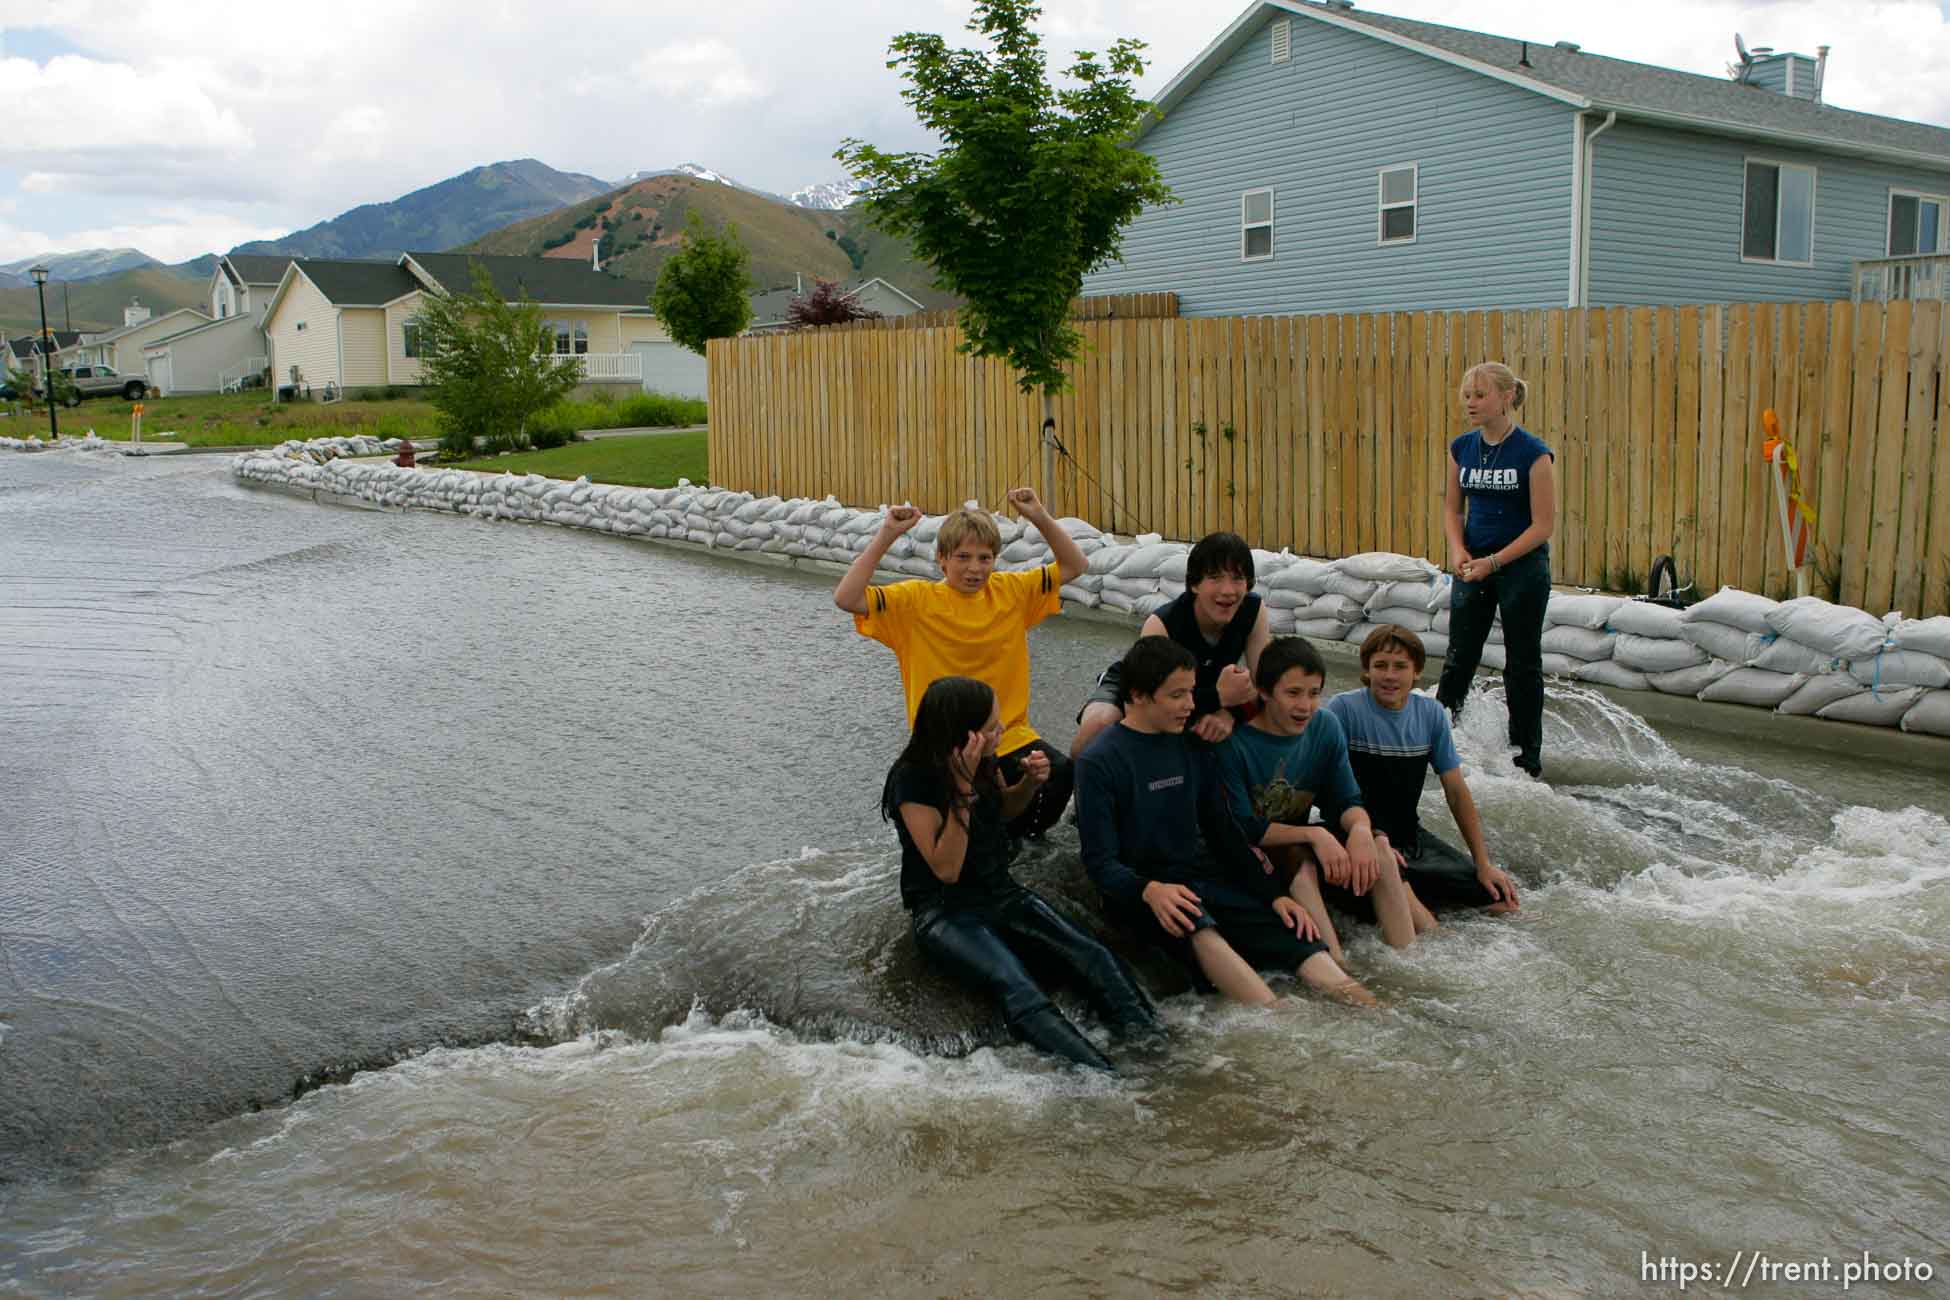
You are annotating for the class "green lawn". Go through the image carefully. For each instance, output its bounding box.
[449,431,708,487]
[1,389,441,448]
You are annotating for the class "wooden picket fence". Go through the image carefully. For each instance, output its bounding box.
[707,300,1950,618]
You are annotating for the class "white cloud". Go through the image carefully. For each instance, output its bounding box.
[0,210,289,264]
[0,52,253,162]
[632,41,765,105]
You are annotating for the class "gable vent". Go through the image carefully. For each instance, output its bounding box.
[1271,18,1291,64]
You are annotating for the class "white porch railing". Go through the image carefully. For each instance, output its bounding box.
[1852,254,1950,303]
[544,352,642,382]
[220,355,268,393]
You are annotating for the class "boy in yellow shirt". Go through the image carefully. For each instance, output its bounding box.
[836,488,1089,838]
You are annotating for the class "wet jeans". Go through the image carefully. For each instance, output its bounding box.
[1436,546,1550,771]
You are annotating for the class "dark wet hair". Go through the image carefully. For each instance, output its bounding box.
[1359,624,1427,677]
[1186,531,1255,589]
[1254,635,1327,694]
[880,676,999,820]
[1121,634,1197,701]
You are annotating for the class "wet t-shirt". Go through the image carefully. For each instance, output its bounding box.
[889,763,1018,911]
[1322,689,1460,854]
[1451,425,1554,554]
[1213,712,1363,845]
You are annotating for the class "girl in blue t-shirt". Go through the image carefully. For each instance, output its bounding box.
[882,675,1160,1070]
[1436,362,1556,778]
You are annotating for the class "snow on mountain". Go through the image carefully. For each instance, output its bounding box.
[616,162,737,188]
[788,180,867,210]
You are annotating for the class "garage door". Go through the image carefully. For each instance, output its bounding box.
[628,340,709,400]
[145,353,172,397]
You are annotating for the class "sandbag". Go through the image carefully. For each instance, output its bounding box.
[1266,558,1334,594]
[1541,653,1585,678]
[1749,636,1838,677]
[1606,600,1687,639]
[1764,596,1889,661]
[1100,589,1137,613]
[1135,592,1174,619]
[1368,579,1438,611]
[1345,622,1385,646]
[1816,687,1927,727]
[1336,552,1439,582]
[1263,589,1313,611]
[1576,659,1652,690]
[1368,605,1435,632]
[1648,659,1737,696]
[1546,593,1626,630]
[999,538,1046,564]
[1698,669,1807,708]
[1900,690,1950,737]
[1680,621,1763,664]
[1419,632,1449,659]
[1100,575,1160,599]
[1112,543,1182,579]
[1319,571,1380,603]
[1890,617,1950,660]
[1613,633,1709,674]
[1847,650,1950,690]
[1306,593,1365,622]
[1087,544,1135,575]
[1432,609,1451,634]
[1157,551,1189,583]
[1252,549,1290,579]
[1541,625,1616,661]
[1293,617,1355,640]
[1683,587,1779,634]
[1479,644,1507,671]
[1775,672,1866,716]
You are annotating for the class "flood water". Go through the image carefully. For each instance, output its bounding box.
[3,449,1948,1297]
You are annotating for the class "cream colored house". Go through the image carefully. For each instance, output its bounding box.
[75,304,211,375]
[263,252,674,398]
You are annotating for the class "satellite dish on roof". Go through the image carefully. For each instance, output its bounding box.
[1728,32,1755,81]
[1734,32,1751,63]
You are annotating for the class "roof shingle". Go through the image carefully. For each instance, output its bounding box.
[404,253,654,309]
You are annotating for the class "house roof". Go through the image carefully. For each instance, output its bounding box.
[401,252,653,308]
[292,259,422,306]
[90,307,209,347]
[222,254,294,287]
[747,277,918,328]
[142,311,261,353]
[7,330,84,359]
[1153,1,1950,170]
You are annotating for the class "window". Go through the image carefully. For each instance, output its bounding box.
[1241,188,1273,260]
[548,319,589,355]
[1378,164,1417,243]
[1888,190,1950,256]
[1742,160,1816,264]
[402,319,423,358]
[295,321,308,333]
[573,321,588,355]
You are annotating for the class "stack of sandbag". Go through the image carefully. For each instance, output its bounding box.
[1676,588,1806,708]
[1885,618,1950,736]
[1259,558,1330,635]
[1758,595,1889,720]
[1333,552,1437,650]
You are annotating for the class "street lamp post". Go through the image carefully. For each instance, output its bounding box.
[28,265,58,443]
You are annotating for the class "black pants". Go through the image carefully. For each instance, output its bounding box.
[912,890,1158,1070]
[996,740,1074,839]
[1436,546,1551,771]
[1321,831,1502,920]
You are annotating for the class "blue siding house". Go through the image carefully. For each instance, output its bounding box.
[1082,0,1950,314]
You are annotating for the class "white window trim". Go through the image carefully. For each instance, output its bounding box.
[1241,188,1274,262]
[1739,157,1818,268]
[1886,188,1950,256]
[1378,163,1418,246]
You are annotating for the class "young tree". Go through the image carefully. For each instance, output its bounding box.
[415,262,583,457]
[837,0,1172,505]
[787,279,883,329]
[651,214,755,356]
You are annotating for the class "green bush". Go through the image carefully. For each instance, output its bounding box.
[616,391,708,427]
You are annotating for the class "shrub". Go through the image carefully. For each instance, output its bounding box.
[616,391,707,427]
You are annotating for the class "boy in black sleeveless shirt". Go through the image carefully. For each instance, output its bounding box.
[1072,532,1271,758]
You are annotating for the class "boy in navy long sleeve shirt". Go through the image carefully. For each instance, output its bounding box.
[1075,636,1375,1007]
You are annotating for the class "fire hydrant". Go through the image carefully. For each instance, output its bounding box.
[394,439,417,468]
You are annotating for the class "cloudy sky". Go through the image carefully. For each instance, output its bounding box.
[3,0,1948,264]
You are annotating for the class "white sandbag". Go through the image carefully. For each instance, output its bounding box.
[1307,593,1365,622]
[1479,644,1506,671]
[1425,574,1453,611]
[1368,579,1437,612]
[1541,626,1616,660]
[1087,545,1135,575]
[1698,668,1808,708]
[1102,575,1161,599]
[1900,690,1950,737]
[1606,601,1687,639]
[1419,632,1449,659]
[1135,592,1174,618]
[1335,552,1438,582]
[1749,636,1838,677]
[1541,653,1585,678]
[1816,687,1927,727]
[732,495,781,523]
[1266,558,1333,593]
[1157,551,1189,583]
[1576,659,1652,690]
[1266,607,1298,634]
[1847,650,1950,690]
[895,556,939,578]
[1648,659,1737,696]
[1764,597,1889,661]
[1346,622,1385,646]
[1159,580,1186,601]
[1432,608,1451,634]
[1293,617,1355,640]
[1112,543,1181,580]
[1000,538,1046,564]
[1683,587,1779,634]
[1613,633,1708,674]
[1368,605,1435,632]
[1776,672,1866,716]
[1264,589,1313,611]
[1681,621,1764,664]
[1889,616,1950,660]
[1319,571,1380,603]
[1252,548,1290,579]
[1100,589,1136,613]
[1546,593,1626,630]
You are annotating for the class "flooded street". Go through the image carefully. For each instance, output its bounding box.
[3,450,1948,1297]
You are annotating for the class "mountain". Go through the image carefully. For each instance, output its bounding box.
[0,248,162,282]
[459,173,957,310]
[788,180,866,211]
[0,264,208,335]
[229,158,611,261]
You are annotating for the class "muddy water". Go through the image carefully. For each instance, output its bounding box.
[3,451,1948,1297]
